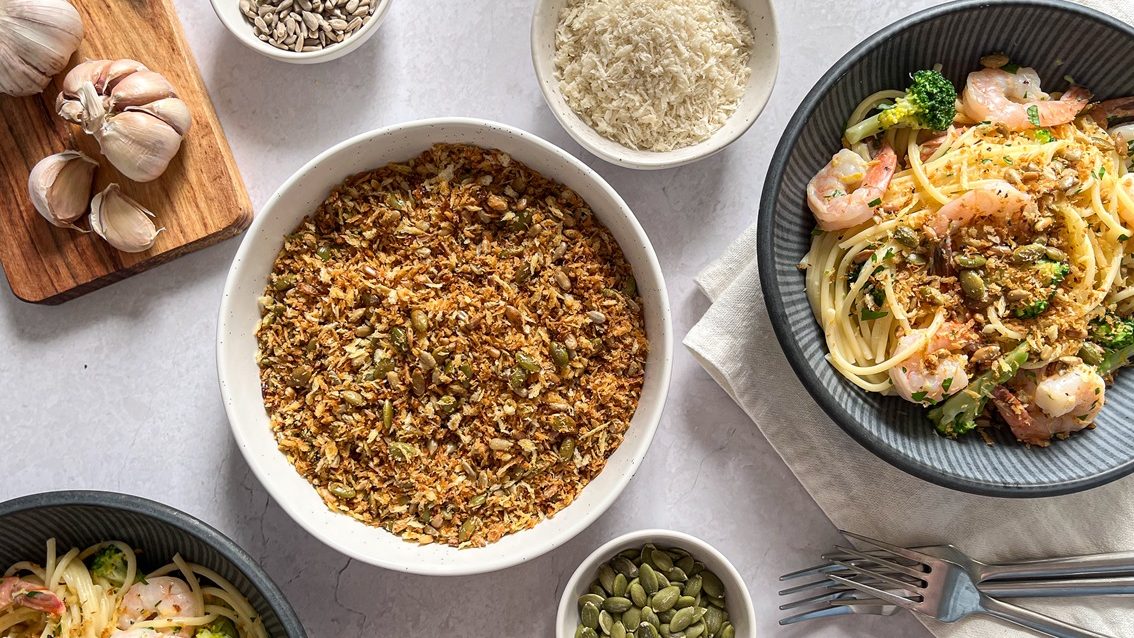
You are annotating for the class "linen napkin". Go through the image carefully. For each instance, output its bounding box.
[684,1,1134,636]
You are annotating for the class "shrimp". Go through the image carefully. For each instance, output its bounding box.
[930,180,1033,236]
[807,143,897,231]
[110,630,165,638]
[960,67,1091,131]
[116,576,202,636]
[889,322,972,404]
[1088,96,1134,126]
[991,362,1105,446]
[0,576,64,616]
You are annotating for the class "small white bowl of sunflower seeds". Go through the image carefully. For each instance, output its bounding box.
[212,0,392,64]
[557,529,754,638]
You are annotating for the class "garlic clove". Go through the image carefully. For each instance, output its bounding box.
[89,184,162,253]
[0,0,84,97]
[94,111,183,182]
[109,70,174,108]
[27,150,97,228]
[127,97,192,135]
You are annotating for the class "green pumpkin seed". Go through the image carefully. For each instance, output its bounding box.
[626,581,645,607]
[892,224,920,248]
[340,390,364,407]
[1045,246,1069,262]
[669,608,694,633]
[706,597,726,610]
[610,622,627,638]
[683,622,704,638]
[315,245,332,261]
[703,607,724,635]
[650,549,674,572]
[389,326,409,353]
[469,492,486,508]
[618,548,641,560]
[612,557,639,579]
[652,586,681,612]
[683,575,702,598]
[290,365,313,387]
[599,611,614,634]
[552,414,576,432]
[621,608,641,628]
[700,572,724,599]
[436,395,458,415]
[329,483,355,499]
[577,628,598,638]
[954,254,987,269]
[613,573,628,597]
[559,437,576,461]
[273,274,297,291]
[508,367,528,391]
[656,572,670,589]
[515,350,540,372]
[580,594,606,611]
[674,596,695,610]
[513,264,532,285]
[675,556,695,575]
[658,624,671,638]
[1079,342,1106,366]
[667,567,687,583]
[603,597,633,613]
[639,563,659,595]
[1012,243,1047,264]
[641,607,659,628]
[411,370,427,396]
[906,252,928,266]
[959,270,987,301]
[598,565,617,594]
[373,357,395,377]
[658,610,675,625]
[635,624,659,638]
[551,341,571,367]
[382,399,393,430]
[720,623,734,638]
[581,602,600,629]
[457,516,478,543]
[590,583,607,597]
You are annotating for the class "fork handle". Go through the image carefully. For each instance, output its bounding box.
[982,598,1112,638]
[982,552,1134,581]
[983,576,1134,598]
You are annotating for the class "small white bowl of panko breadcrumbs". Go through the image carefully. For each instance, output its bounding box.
[532,0,778,170]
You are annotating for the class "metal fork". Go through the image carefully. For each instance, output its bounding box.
[823,532,1111,637]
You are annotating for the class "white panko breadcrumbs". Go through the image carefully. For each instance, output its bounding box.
[554,0,754,152]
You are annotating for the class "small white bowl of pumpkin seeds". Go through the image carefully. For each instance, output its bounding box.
[557,529,753,638]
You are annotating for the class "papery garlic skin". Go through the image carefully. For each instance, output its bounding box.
[89,184,162,253]
[56,60,191,182]
[0,0,84,96]
[27,150,96,228]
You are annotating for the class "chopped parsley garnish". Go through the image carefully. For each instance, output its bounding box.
[942,377,953,393]
[1003,156,1013,165]
[860,308,888,321]
[1026,105,1041,127]
[911,390,928,402]
[1003,63,1020,73]
[1120,234,1130,242]
[1096,166,1107,180]
[1034,129,1054,143]
[811,228,824,236]
[869,197,882,207]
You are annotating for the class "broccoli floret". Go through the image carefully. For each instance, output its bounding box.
[196,617,239,638]
[1013,259,1070,318]
[928,342,1029,436]
[1090,313,1134,350]
[87,545,128,587]
[845,70,959,145]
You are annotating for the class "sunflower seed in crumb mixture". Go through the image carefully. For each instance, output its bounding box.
[255,143,648,548]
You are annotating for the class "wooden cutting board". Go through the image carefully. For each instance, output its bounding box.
[0,0,252,305]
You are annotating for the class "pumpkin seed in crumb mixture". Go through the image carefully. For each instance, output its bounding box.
[255,143,648,548]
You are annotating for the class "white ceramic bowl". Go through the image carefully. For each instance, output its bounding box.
[209,0,392,64]
[531,0,779,170]
[556,529,755,638]
[217,118,673,575]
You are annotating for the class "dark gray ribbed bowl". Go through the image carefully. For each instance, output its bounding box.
[0,492,306,637]
[759,0,1134,497]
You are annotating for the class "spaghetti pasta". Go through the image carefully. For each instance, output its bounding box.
[0,540,268,638]
[801,61,1134,446]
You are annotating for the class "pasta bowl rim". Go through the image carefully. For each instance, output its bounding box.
[217,117,673,575]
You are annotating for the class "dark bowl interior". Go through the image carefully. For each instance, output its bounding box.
[758,0,1134,497]
[0,491,306,637]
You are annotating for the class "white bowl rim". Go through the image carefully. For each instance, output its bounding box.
[529,0,780,170]
[217,117,674,575]
[208,0,392,64]
[554,528,757,638]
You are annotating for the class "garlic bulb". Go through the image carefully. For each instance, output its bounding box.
[27,150,96,228]
[89,184,162,253]
[56,60,191,182]
[0,0,84,96]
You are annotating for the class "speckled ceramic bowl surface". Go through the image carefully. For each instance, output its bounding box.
[0,491,306,638]
[759,0,1134,497]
